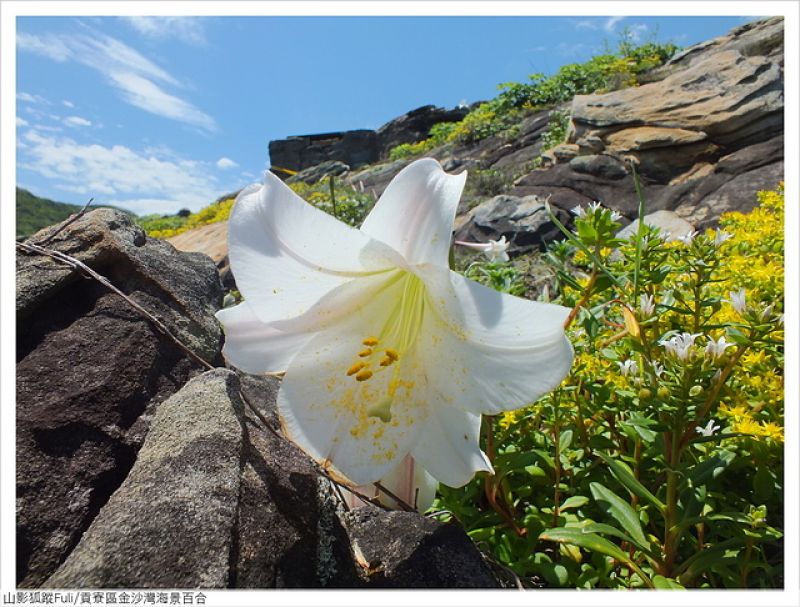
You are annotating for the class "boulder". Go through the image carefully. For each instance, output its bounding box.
[344,507,500,588]
[269,130,379,173]
[44,369,245,588]
[16,209,223,587]
[616,210,695,242]
[455,194,570,255]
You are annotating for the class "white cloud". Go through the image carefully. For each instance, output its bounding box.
[605,16,626,32]
[64,116,92,128]
[216,157,237,170]
[62,100,75,108]
[17,92,49,105]
[575,20,597,30]
[121,17,206,45]
[16,31,215,131]
[17,117,29,127]
[19,130,222,215]
[107,72,216,132]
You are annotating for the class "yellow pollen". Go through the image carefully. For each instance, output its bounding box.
[362,337,379,346]
[355,369,373,382]
[358,348,373,357]
[384,348,399,361]
[346,361,366,376]
[379,357,394,367]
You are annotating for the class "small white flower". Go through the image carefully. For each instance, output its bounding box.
[661,332,701,361]
[705,335,734,360]
[695,419,721,437]
[677,230,699,245]
[571,205,585,217]
[713,229,732,246]
[761,304,774,321]
[587,201,603,214]
[728,289,747,315]
[651,361,665,378]
[616,359,638,376]
[639,293,655,318]
[454,236,510,262]
[610,210,623,222]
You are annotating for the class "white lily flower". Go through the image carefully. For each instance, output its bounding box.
[661,332,701,361]
[616,359,638,377]
[705,335,734,360]
[216,159,574,501]
[713,229,732,247]
[677,230,699,245]
[696,419,721,437]
[454,235,510,262]
[639,293,655,318]
[728,289,747,315]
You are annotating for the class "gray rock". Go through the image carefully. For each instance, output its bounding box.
[16,209,223,587]
[616,210,695,242]
[569,154,628,180]
[269,129,379,173]
[44,369,245,588]
[455,194,569,254]
[344,507,500,588]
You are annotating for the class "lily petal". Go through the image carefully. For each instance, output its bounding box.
[360,158,467,268]
[228,171,397,326]
[277,275,429,485]
[417,265,574,415]
[411,402,492,488]
[377,455,439,511]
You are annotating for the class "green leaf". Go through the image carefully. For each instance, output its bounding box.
[652,575,686,589]
[590,482,649,548]
[560,495,590,511]
[539,527,653,588]
[683,449,736,489]
[597,452,666,513]
[579,523,657,559]
[675,539,744,585]
[559,429,574,451]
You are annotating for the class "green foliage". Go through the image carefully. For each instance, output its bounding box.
[539,109,571,152]
[288,177,376,227]
[464,260,526,296]
[387,38,679,161]
[438,184,785,589]
[15,188,133,240]
[138,197,236,239]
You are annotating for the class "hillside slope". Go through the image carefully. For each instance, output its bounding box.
[16,188,83,240]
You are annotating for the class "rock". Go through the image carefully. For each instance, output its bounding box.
[455,194,569,255]
[344,507,500,588]
[286,160,350,185]
[233,373,360,588]
[552,143,580,162]
[269,130,379,173]
[605,126,709,151]
[16,209,223,587]
[167,221,233,289]
[616,210,695,242]
[569,154,628,180]
[44,369,244,588]
[376,104,468,158]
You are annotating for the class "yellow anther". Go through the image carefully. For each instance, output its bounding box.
[358,348,373,358]
[362,337,379,346]
[355,369,373,382]
[346,361,366,376]
[384,348,399,361]
[379,357,393,367]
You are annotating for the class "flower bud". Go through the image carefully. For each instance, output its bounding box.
[657,386,670,400]
[689,385,703,397]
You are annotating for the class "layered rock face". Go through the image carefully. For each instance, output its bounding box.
[268,104,468,172]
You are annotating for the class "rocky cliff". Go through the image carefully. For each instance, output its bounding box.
[171,17,783,266]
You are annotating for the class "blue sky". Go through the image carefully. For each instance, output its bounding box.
[16,14,760,216]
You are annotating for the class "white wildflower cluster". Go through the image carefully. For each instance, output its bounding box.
[660,332,701,361]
